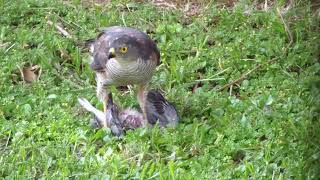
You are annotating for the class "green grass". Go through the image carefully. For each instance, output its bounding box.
[1,0,319,179]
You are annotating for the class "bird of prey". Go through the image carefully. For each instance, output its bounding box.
[78,90,179,136]
[87,26,160,126]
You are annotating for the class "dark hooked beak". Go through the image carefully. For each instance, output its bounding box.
[90,52,106,71]
[108,48,116,59]
[90,59,104,71]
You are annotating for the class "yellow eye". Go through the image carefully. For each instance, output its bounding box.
[120,47,128,53]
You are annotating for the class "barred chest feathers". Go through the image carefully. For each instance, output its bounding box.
[105,58,157,85]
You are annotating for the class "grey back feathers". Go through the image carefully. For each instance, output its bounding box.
[145,90,179,127]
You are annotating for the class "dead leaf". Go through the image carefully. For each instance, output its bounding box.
[53,62,62,71]
[0,42,10,49]
[22,43,29,49]
[18,65,41,83]
[59,49,71,60]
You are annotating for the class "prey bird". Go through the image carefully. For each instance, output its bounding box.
[78,90,179,136]
[87,26,160,126]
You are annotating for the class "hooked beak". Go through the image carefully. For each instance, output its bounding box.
[108,48,116,59]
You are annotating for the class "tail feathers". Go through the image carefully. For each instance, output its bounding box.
[146,90,179,127]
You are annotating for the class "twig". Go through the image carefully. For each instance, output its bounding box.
[194,63,228,83]
[4,43,15,54]
[217,58,277,91]
[17,65,25,83]
[47,20,72,39]
[217,64,263,91]
[212,67,231,77]
[218,58,223,70]
[272,170,275,180]
[229,84,233,96]
[277,7,293,45]
[121,13,127,27]
[37,68,42,81]
[264,0,268,11]
[195,77,225,82]
[241,58,256,61]
[5,131,11,148]
[153,0,177,10]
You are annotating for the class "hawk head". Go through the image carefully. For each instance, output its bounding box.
[88,26,160,72]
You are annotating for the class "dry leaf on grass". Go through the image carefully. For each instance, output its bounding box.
[0,42,10,49]
[18,65,42,83]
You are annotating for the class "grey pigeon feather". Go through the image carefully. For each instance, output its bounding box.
[78,90,179,136]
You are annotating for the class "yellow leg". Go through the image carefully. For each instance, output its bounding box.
[103,98,108,112]
[137,83,148,126]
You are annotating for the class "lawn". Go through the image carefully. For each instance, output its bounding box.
[0,0,319,179]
